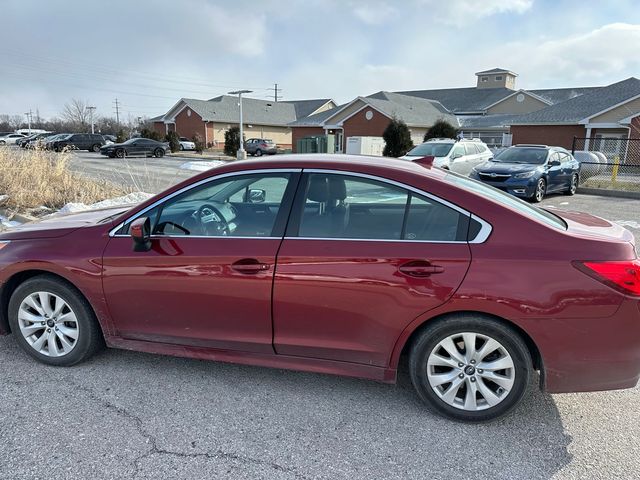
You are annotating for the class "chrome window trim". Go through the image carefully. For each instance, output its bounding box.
[108,168,302,237]
[301,169,493,244]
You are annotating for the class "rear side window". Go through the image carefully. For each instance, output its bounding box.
[295,173,468,242]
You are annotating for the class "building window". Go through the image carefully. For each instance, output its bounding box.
[481,77,488,82]
[495,76,503,81]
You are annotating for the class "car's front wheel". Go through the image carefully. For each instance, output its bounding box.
[91,144,101,153]
[115,149,125,158]
[8,275,103,366]
[409,315,532,422]
[154,148,164,158]
[565,173,578,195]
[531,178,546,202]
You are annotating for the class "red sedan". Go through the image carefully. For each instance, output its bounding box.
[0,155,639,421]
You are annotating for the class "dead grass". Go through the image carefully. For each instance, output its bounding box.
[0,147,129,210]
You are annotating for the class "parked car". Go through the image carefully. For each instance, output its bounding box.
[102,135,116,145]
[0,133,26,145]
[178,137,196,151]
[573,151,602,179]
[401,138,493,175]
[470,144,580,202]
[17,132,53,148]
[1,154,638,422]
[44,134,72,150]
[49,133,107,152]
[100,138,170,158]
[245,138,277,156]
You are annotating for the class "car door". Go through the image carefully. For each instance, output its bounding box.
[272,171,472,366]
[102,169,300,353]
[546,152,563,192]
[463,143,481,174]
[448,143,467,174]
[557,152,574,189]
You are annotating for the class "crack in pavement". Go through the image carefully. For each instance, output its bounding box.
[65,377,309,479]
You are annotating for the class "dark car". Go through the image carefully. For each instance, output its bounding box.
[470,144,580,202]
[0,155,638,422]
[18,132,52,148]
[245,138,277,156]
[49,133,107,152]
[100,138,170,158]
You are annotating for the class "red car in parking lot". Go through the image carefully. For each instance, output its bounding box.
[0,155,638,421]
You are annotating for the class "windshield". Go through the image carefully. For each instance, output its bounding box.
[494,147,549,164]
[444,172,567,230]
[406,143,454,157]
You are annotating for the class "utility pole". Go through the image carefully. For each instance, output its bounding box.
[24,110,32,134]
[268,83,281,102]
[228,89,252,160]
[113,98,120,125]
[87,106,96,134]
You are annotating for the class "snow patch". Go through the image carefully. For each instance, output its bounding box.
[615,220,640,230]
[58,192,154,215]
[0,214,21,228]
[180,161,224,172]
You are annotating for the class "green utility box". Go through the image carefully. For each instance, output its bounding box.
[296,134,335,154]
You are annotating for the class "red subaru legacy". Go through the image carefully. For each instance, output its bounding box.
[0,155,638,421]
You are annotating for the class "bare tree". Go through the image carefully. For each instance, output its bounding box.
[62,99,90,131]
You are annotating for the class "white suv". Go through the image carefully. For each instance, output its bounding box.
[401,138,493,175]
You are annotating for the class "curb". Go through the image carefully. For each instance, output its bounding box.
[576,187,640,200]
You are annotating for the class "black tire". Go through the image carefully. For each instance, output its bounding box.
[154,148,164,158]
[409,314,532,422]
[115,148,125,159]
[91,144,101,153]
[8,275,104,366]
[179,144,184,151]
[255,149,263,157]
[531,178,546,203]
[565,173,578,196]
[0,140,6,146]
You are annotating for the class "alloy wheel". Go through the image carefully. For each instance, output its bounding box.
[535,179,545,202]
[426,332,515,411]
[570,174,578,194]
[17,292,79,357]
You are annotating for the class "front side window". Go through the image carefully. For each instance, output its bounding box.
[451,144,465,158]
[121,173,293,238]
[296,173,467,241]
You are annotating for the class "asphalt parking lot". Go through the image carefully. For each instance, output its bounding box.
[1,152,640,479]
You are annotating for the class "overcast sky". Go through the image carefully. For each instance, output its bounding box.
[1,0,639,121]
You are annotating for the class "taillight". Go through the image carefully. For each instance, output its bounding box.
[576,260,640,296]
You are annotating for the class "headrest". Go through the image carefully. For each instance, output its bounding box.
[307,175,347,203]
[307,175,329,202]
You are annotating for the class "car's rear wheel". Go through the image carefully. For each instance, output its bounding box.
[409,315,531,422]
[154,148,164,158]
[91,144,101,153]
[0,140,6,146]
[179,144,184,151]
[115,148,125,158]
[8,276,103,366]
[255,149,263,157]
[565,174,578,195]
[532,178,546,203]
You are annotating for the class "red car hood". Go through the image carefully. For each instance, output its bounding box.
[548,208,635,245]
[0,206,131,240]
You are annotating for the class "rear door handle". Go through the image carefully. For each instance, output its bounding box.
[231,259,271,274]
[399,260,444,277]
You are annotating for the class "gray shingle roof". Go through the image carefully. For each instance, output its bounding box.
[180,96,298,125]
[283,99,333,119]
[364,92,458,126]
[475,68,518,76]
[395,87,515,113]
[509,77,640,124]
[528,87,601,105]
[288,106,344,126]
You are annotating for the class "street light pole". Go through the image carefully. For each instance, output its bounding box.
[228,89,252,160]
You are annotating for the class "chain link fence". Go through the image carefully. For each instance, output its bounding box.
[572,137,640,194]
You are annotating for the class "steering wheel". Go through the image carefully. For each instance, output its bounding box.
[195,203,230,236]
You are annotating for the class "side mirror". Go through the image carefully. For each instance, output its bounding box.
[549,159,561,167]
[130,217,151,252]
[451,153,462,160]
[248,188,266,203]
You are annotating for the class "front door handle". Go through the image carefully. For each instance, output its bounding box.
[399,260,445,277]
[231,259,271,274]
